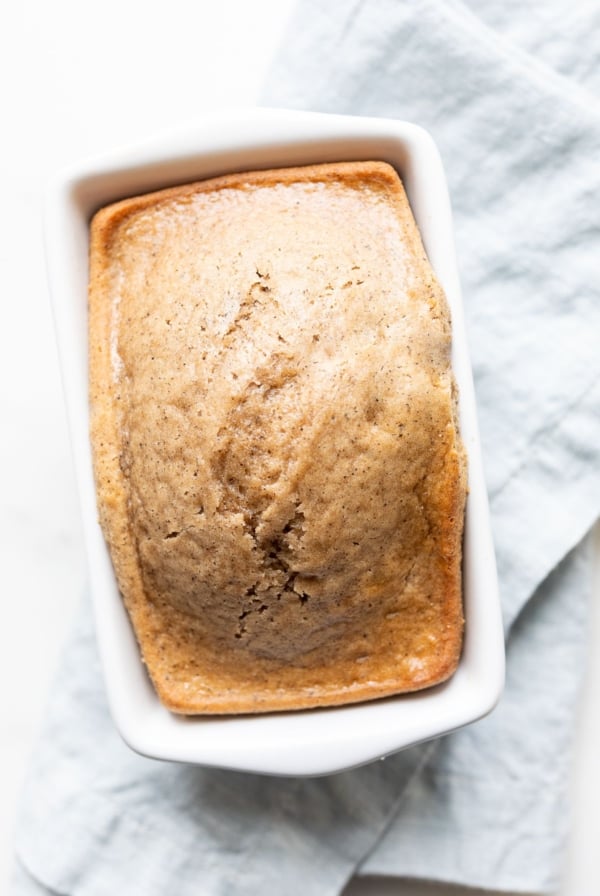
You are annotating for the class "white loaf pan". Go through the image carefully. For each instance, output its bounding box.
[45,108,504,776]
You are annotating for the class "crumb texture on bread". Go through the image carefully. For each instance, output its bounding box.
[89,161,466,713]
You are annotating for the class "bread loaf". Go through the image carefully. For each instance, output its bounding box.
[89,161,466,713]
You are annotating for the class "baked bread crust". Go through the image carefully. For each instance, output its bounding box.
[89,161,466,714]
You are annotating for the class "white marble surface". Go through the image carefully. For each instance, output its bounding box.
[1,2,598,894]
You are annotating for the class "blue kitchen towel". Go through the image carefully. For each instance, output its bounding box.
[11,542,594,895]
[13,1,600,893]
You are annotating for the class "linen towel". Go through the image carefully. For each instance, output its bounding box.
[13,1,600,892]
[12,540,593,895]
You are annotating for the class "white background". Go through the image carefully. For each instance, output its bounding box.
[1,2,599,894]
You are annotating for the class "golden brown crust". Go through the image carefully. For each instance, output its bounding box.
[89,161,466,714]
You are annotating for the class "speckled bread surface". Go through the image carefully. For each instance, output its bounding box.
[88,161,466,714]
